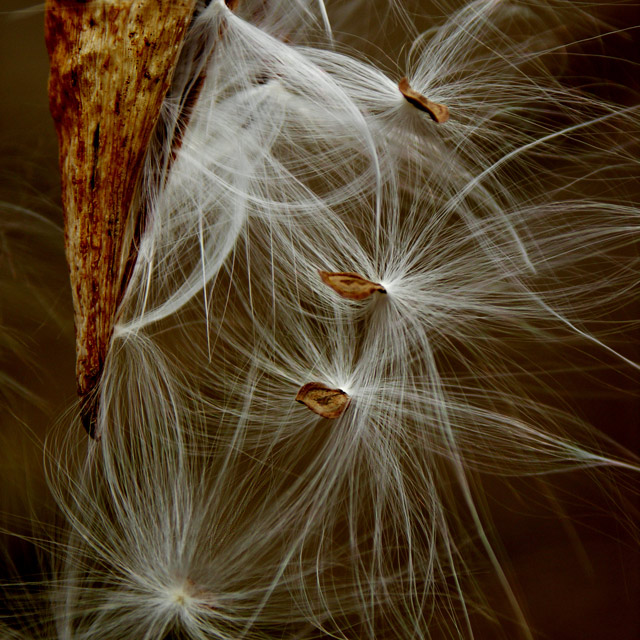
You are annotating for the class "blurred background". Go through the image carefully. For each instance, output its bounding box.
[0,1,638,638]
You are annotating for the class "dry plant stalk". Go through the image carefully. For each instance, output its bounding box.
[398,77,450,123]
[45,0,197,435]
[318,270,386,300]
[296,382,351,419]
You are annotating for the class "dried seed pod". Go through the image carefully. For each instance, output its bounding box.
[296,382,351,419]
[398,77,450,123]
[45,0,197,435]
[318,271,386,301]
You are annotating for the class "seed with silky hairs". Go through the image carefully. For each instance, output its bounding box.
[398,77,450,123]
[318,270,386,301]
[296,382,351,419]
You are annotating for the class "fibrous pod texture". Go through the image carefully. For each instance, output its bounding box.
[45,0,197,433]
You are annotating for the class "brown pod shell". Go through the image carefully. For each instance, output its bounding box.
[398,77,450,123]
[319,270,386,301]
[296,382,351,419]
[45,0,197,435]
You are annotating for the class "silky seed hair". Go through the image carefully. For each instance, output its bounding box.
[1,0,639,638]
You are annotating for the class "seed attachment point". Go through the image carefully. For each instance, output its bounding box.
[398,77,449,123]
[319,271,386,301]
[296,382,351,419]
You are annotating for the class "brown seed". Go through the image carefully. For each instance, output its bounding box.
[318,271,386,301]
[398,77,450,123]
[295,382,351,419]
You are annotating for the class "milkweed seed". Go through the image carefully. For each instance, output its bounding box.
[318,271,386,300]
[398,77,450,123]
[295,382,351,419]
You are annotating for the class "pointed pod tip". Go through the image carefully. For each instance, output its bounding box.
[80,393,100,440]
[296,382,351,419]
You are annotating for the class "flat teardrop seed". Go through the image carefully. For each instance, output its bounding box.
[318,271,386,301]
[296,382,351,419]
[398,77,450,123]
